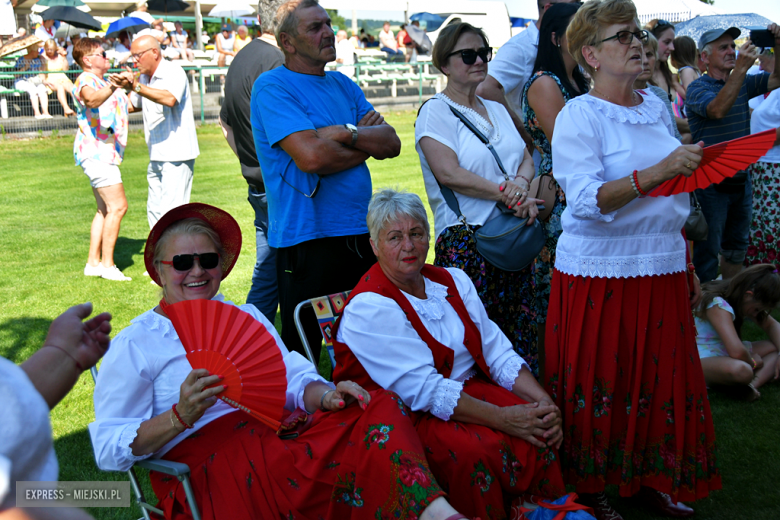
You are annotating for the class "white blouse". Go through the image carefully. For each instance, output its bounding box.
[551,91,689,279]
[415,94,526,238]
[751,89,780,164]
[335,267,528,421]
[89,295,331,472]
[0,358,59,510]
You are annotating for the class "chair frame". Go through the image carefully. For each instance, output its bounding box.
[293,291,351,369]
[89,366,202,520]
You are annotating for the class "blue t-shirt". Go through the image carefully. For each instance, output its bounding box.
[250,66,374,248]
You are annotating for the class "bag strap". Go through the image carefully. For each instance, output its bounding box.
[435,104,512,226]
[447,105,510,181]
[691,190,701,209]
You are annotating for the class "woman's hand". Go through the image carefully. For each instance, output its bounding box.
[513,196,544,225]
[657,142,704,182]
[321,380,372,412]
[499,180,528,209]
[496,402,561,448]
[537,398,564,449]
[176,369,225,427]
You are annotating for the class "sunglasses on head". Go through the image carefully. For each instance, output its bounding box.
[446,47,492,65]
[161,252,220,271]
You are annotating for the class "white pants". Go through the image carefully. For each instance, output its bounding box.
[147,159,194,229]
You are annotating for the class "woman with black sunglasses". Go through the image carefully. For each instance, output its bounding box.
[90,203,472,520]
[544,1,720,519]
[416,22,544,377]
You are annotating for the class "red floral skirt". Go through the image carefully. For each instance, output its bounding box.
[413,377,566,520]
[150,389,445,520]
[545,270,721,501]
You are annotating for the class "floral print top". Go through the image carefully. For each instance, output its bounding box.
[72,72,130,166]
[694,296,745,359]
[521,70,575,176]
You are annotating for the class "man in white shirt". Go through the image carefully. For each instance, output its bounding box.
[112,35,199,230]
[335,29,355,78]
[476,0,575,150]
[128,0,157,25]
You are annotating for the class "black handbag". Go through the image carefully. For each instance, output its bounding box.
[437,105,545,272]
[684,192,708,242]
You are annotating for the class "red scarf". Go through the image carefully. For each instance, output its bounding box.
[332,263,491,389]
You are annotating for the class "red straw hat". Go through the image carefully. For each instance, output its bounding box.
[144,203,242,287]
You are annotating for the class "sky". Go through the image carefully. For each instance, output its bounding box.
[338,0,780,26]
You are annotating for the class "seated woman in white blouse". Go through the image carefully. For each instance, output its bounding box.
[333,189,566,520]
[89,203,468,520]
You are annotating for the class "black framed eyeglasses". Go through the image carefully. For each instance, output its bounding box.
[161,253,220,271]
[281,171,320,198]
[601,30,649,45]
[446,47,492,65]
[654,19,674,31]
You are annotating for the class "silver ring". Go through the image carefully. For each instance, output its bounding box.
[515,191,521,197]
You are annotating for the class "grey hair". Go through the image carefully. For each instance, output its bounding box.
[274,0,320,46]
[700,42,712,56]
[257,0,286,34]
[367,189,430,242]
[153,218,226,295]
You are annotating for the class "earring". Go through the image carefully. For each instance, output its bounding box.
[595,64,600,72]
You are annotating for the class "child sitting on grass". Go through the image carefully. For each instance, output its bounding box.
[696,264,780,401]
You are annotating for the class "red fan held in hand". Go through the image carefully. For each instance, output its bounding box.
[650,129,777,197]
[160,298,287,429]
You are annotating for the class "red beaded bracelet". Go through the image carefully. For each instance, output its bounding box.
[632,170,648,197]
[172,404,193,429]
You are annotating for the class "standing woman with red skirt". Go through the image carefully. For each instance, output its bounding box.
[546,1,721,519]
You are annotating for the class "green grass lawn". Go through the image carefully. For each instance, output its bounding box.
[1,113,778,519]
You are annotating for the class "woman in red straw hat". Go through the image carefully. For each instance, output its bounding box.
[89,203,472,520]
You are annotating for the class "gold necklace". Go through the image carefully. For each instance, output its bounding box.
[590,89,642,115]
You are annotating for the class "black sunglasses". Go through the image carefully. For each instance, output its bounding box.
[161,252,220,271]
[446,47,492,65]
[601,30,649,45]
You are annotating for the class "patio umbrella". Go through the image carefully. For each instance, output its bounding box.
[105,17,151,38]
[41,6,101,31]
[147,0,189,13]
[0,35,43,59]
[208,1,255,18]
[405,23,433,53]
[32,0,90,13]
[409,12,444,23]
[674,13,774,44]
[54,22,86,38]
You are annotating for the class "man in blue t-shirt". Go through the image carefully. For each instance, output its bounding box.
[251,0,401,359]
[686,26,780,282]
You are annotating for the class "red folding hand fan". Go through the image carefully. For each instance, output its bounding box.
[161,298,287,429]
[650,129,777,197]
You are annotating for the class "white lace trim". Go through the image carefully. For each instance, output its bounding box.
[436,93,501,141]
[118,422,152,464]
[496,356,525,391]
[131,294,227,339]
[299,377,335,413]
[402,280,449,321]
[431,378,464,421]
[583,91,664,125]
[579,182,616,222]
[454,368,477,383]
[555,250,686,278]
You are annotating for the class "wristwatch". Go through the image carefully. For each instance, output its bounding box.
[344,123,358,147]
[134,83,142,94]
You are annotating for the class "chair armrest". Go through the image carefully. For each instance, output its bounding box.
[135,459,191,476]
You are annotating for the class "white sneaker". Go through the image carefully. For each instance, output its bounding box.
[84,263,104,277]
[101,265,132,281]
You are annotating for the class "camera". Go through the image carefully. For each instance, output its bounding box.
[750,29,775,48]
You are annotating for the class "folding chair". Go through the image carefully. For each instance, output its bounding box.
[293,291,351,369]
[89,366,202,520]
